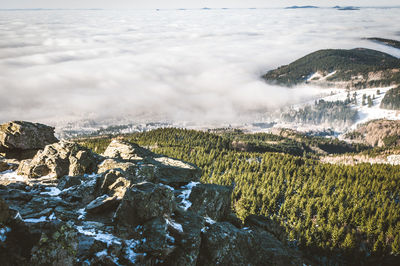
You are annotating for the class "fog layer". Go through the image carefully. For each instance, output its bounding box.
[0,8,399,125]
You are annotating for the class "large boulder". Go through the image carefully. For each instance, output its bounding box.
[0,121,58,159]
[149,156,202,185]
[188,183,232,221]
[115,182,175,227]
[197,222,306,266]
[17,141,101,178]
[102,140,201,185]
[102,140,153,161]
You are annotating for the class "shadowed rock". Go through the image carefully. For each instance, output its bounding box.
[140,217,176,259]
[165,210,205,266]
[86,194,120,214]
[102,140,153,161]
[188,183,232,221]
[29,221,78,266]
[198,222,306,266]
[115,182,175,226]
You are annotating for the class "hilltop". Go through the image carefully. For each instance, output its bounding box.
[262,48,400,89]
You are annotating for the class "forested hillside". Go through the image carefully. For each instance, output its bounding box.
[77,128,400,265]
[381,86,400,110]
[262,48,400,88]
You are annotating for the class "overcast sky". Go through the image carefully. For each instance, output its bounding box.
[1,0,399,9]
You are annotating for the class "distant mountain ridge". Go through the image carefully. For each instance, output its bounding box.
[366,37,400,49]
[263,48,400,89]
[285,6,319,9]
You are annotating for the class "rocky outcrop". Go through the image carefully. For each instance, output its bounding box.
[114,182,175,227]
[0,121,58,160]
[188,183,232,221]
[0,122,308,265]
[198,222,305,266]
[150,156,202,185]
[17,141,102,178]
[101,140,201,185]
[102,140,153,161]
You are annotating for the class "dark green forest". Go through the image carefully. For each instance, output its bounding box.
[77,128,400,265]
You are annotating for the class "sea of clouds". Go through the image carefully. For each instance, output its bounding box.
[0,7,399,126]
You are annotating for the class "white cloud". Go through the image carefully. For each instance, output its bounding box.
[0,8,399,126]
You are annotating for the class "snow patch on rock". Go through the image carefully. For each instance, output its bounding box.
[40,187,61,196]
[24,216,47,223]
[165,218,183,232]
[178,181,199,211]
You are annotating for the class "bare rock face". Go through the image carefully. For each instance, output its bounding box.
[0,121,58,159]
[97,158,136,176]
[17,141,102,178]
[197,222,305,266]
[102,140,153,161]
[166,210,205,266]
[140,217,176,259]
[188,183,232,221]
[149,156,202,185]
[114,182,175,226]
[85,194,120,214]
[101,140,201,185]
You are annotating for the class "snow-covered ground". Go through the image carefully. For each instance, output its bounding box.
[318,86,400,128]
[267,86,400,134]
